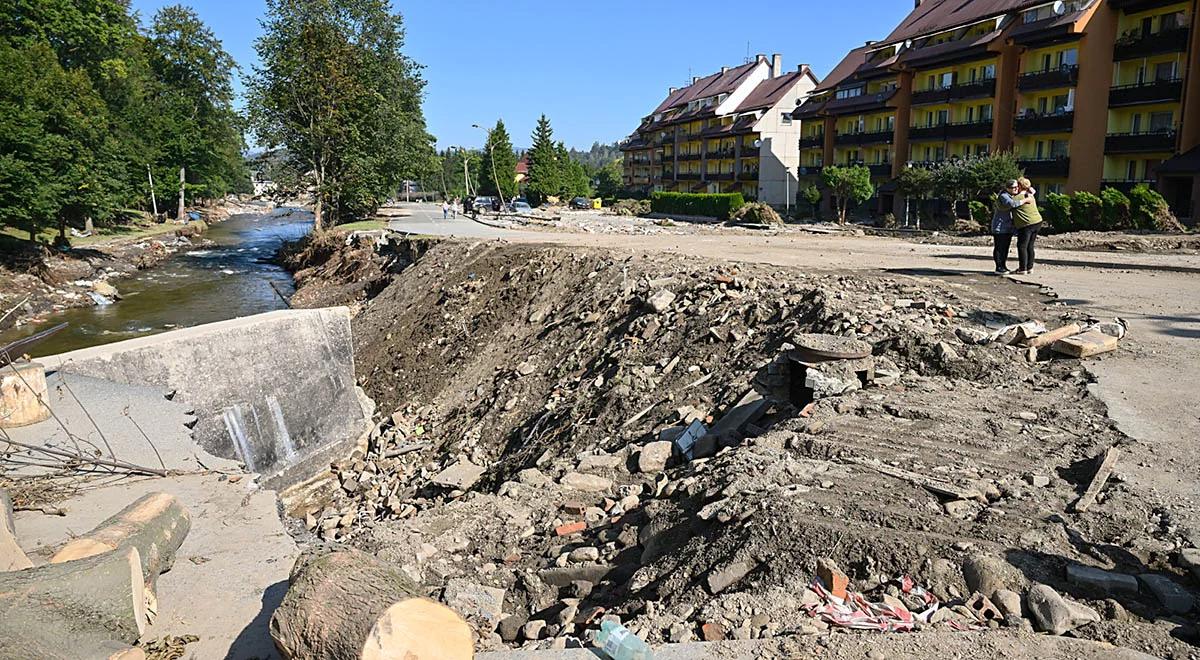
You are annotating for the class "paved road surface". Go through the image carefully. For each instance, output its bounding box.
[389,202,1199,518]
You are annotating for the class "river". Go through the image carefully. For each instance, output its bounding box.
[1,206,314,357]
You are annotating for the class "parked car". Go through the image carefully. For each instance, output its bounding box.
[570,196,591,210]
[510,201,533,214]
[473,196,498,213]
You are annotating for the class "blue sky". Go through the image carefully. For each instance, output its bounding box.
[129,1,913,150]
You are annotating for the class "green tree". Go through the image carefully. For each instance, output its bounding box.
[479,119,517,200]
[438,148,481,199]
[821,165,874,224]
[594,160,622,199]
[557,142,592,198]
[525,114,561,205]
[800,185,821,220]
[247,0,434,230]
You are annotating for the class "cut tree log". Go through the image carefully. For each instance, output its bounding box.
[1025,323,1082,349]
[50,492,190,593]
[0,546,147,657]
[270,547,473,660]
[0,489,33,571]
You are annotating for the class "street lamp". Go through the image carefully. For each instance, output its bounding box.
[472,123,505,206]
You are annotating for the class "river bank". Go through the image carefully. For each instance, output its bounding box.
[0,201,314,356]
[0,198,271,335]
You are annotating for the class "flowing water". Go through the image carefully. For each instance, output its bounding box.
[2,207,313,357]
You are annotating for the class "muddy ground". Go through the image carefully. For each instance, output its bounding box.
[281,233,1198,658]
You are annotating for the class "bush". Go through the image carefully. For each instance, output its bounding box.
[881,212,897,228]
[730,202,783,225]
[1099,188,1132,230]
[1042,192,1072,232]
[1070,191,1102,231]
[1128,184,1184,232]
[610,199,650,216]
[650,192,745,220]
[968,200,989,227]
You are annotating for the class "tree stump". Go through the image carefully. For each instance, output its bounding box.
[0,546,147,657]
[50,492,190,593]
[0,489,32,571]
[270,547,473,660]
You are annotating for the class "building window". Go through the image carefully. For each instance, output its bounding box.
[835,86,864,100]
[1149,111,1174,131]
[1049,140,1068,158]
[979,104,993,121]
[1154,62,1177,81]
[781,112,792,125]
[939,72,954,88]
[982,63,996,79]
[1058,49,1078,68]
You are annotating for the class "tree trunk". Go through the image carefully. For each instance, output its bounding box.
[0,489,32,571]
[0,546,147,651]
[177,167,186,222]
[270,548,472,660]
[50,492,190,594]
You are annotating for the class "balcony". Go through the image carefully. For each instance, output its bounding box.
[705,172,735,181]
[835,130,894,146]
[869,163,893,176]
[1113,26,1190,60]
[1015,111,1074,134]
[908,124,948,141]
[1018,65,1078,91]
[799,135,825,148]
[797,165,823,177]
[1108,78,1184,106]
[705,149,736,160]
[677,152,702,161]
[1105,130,1176,153]
[738,171,758,181]
[911,87,950,105]
[945,119,994,139]
[677,172,701,180]
[1018,157,1071,177]
[948,78,997,101]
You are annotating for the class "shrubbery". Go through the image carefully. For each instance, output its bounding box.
[650,192,745,220]
[1128,184,1184,232]
[1042,192,1072,231]
[1070,191,1102,231]
[1038,186,1182,233]
[730,202,783,225]
[1099,188,1132,230]
[968,200,990,227]
[610,199,650,216]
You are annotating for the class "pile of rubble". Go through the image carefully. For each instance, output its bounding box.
[280,240,1194,658]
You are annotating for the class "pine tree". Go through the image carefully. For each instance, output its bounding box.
[525,114,560,206]
[479,119,517,200]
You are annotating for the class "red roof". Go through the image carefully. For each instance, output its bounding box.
[880,0,1043,46]
[651,60,761,114]
[735,68,814,113]
[812,46,872,93]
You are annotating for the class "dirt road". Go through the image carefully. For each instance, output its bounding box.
[389,204,1200,538]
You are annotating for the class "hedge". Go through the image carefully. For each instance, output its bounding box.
[650,192,745,220]
[1040,186,1182,233]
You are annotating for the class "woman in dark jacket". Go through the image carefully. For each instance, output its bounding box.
[990,180,1022,273]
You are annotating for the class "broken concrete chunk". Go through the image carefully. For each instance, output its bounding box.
[517,467,550,486]
[935,341,959,361]
[637,441,673,473]
[1052,330,1118,358]
[567,546,600,563]
[559,472,613,492]
[646,289,677,314]
[1066,564,1139,595]
[955,327,990,345]
[706,559,756,595]
[538,564,614,587]
[1138,573,1194,614]
[805,363,862,400]
[443,578,506,630]
[1026,584,1072,635]
[991,589,1022,618]
[710,390,768,437]
[576,453,621,472]
[1178,548,1200,582]
[432,460,485,490]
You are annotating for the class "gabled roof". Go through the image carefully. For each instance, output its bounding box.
[651,60,761,114]
[735,68,814,113]
[813,46,872,93]
[880,0,1043,46]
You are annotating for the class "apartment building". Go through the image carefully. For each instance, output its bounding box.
[620,55,818,207]
[793,0,1200,219]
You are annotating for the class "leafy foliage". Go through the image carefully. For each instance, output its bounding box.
[247,0,434,230]
[479,119,517,200]
[593,160,623,199]
[820,165,873,224]
[1128,184,1183,232]
[568,142,621,170]
[968,200,990,227]
[800,185,821,219]
[650,192,744,220]
[1070,191,1102,231]
[610,199,650,216]
[1099,188,1132,230]
[1042,192,1072,231]
[524,115,560,206]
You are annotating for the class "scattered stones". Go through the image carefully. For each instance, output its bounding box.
[992,589,1022,618]
[521,619,546,641]
[963,554,1018,598]
[517,468,550,486]
[1178,548,1200,582]
[498,615,526,642]
[559,472,613,492]
[567,546,600,563]
[577,453,621,472]
[443,579,506,631]
[667,621,693,643]
[432,460,486,490]
[816,558,848,600]
[646,289,677,313]
[1025,474,1050,487]
[1138,573,1194,614]
[1066,564,1139,595]
[1026,584,1098,635]
[935,342,959,361]
[706,559,756,595]
[700,621,726,641]
[637,441,673,473]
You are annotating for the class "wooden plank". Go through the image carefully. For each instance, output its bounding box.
[846,457,983,501]
[1052,330,1118,358]
[1025,323,1082,348]
[1072,447,1120,513]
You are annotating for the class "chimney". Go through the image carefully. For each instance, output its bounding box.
[669,86,677,94]
[756,53,767,64]
[721,66,729,74]
[797,63,809,72]
[914,0,923,7]
[692,76,700,84]
[771,53,783,78]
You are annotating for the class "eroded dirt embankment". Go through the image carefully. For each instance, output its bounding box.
[282,234,1197,658]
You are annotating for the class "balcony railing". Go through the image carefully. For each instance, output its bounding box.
[908,124,948,141]
[1015,111,1074,134]
[799,135,824,148]
[1113,26,1190,59]
[677,152,703,161]
[1017,157,1071,177]
[869,163,893,176]
[1100,178,1156,193]
[945,119,994,139]
[798,165,823,177]
[1108,78,1184,106]
[835,130,894,146]
[911,87,950,105]
[705,172,735,181]
[1105,130,1176,153]
[1018,65,1079,91]
[948,78,997,101]
[705,150,736,159]
[677,172,701,180]
[738,171,758,181]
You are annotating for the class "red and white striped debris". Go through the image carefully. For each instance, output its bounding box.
[801,575,984,633]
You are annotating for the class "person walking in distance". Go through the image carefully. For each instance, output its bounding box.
[1011,177,1043,275]
[441,199,450,220]
[451,197,459,219]
[991,180,1027,273]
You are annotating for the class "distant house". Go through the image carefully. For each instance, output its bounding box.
[620,54,819,207]
[515,156,529,186]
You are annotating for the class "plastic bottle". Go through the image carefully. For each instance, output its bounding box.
[594,619,654,660]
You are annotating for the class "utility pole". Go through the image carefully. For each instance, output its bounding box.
[473,124,504,204]
[176,166,186,222]
[147,165,158,218]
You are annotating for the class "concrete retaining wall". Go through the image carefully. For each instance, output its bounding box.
[41,308,371,486]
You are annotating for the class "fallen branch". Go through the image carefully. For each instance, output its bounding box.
[1,436,171,478]
[1,489,32,571]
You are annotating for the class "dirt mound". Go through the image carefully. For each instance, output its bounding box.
[282,239,1197,657]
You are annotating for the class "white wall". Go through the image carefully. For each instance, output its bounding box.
[753,73,817,208]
